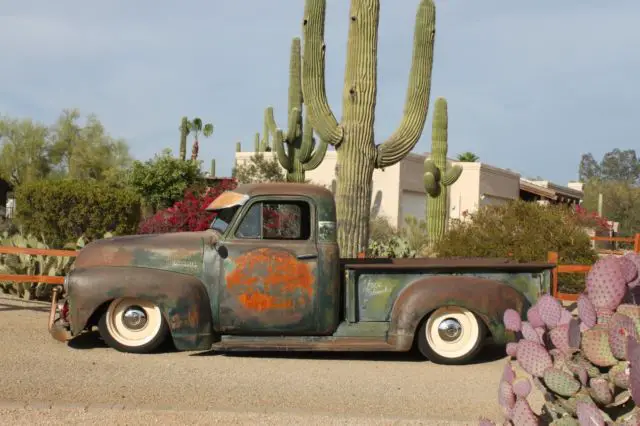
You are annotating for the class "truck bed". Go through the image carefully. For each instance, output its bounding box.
[339,257,555,272]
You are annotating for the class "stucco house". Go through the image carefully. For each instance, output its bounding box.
[234,149,584,230]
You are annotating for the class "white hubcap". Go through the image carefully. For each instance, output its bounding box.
[425,306,479,358]
[106,298,162,347]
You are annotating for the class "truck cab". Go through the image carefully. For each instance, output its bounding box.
[49,183,554,365]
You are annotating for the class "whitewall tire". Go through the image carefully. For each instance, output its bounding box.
[417,306,486,365]
[98,297,168,354]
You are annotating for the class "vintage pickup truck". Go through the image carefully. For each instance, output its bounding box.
[48,183,554,365]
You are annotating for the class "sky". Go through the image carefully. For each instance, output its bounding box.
[1,0,638,185]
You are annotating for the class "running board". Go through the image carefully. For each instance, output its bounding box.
[210,335,399,352]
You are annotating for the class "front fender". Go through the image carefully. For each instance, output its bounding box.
[387,276,529,350]
[67,266,214,351]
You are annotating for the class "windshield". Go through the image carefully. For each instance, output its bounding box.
[210,206,240,234]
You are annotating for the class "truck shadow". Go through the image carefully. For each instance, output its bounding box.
[191,343,507,365]
[66,331,507,365]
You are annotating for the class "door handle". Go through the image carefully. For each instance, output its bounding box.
[297,253,317,260]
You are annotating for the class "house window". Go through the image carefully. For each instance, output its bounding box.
[235,201,311,240]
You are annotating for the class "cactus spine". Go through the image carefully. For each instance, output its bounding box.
[179,117,190,161]
[266,37,328,183]
[302,0,436,257]
[424,97,462,247]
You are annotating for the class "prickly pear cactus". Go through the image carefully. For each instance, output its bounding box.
[481,253,640,425]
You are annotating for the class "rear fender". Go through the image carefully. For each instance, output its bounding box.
[387,276,529,350]
[67,266,213,351]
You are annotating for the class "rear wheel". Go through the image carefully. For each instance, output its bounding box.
[98,297,168,354]
[417,306,486,365]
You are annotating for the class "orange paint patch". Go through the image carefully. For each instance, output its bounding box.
[226,248,314,312]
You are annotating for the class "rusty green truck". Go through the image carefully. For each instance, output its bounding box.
[48,183,554,365]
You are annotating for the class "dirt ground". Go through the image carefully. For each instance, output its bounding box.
[0,295,537,425]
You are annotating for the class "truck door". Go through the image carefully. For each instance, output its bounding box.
[217,196,320,335]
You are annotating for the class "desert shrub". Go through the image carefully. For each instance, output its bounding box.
[367,215,431,258]
[138,178,237,234]
[128,148,204,212]
[435,200,598,293]
[14,179,141,248]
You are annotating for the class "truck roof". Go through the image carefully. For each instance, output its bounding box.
[206,182,334,211]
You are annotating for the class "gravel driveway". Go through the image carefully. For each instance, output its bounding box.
[0,295,531,425]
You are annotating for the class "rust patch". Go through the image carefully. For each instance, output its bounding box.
[226,248,314,312]
[205,191,249,211]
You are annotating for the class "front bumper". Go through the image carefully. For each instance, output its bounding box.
[47,287,73,342]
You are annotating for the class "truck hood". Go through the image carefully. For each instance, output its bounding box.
[72,231,217,277]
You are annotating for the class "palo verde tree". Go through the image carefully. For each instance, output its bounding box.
[265,37,328,183]
[301,0,436,257]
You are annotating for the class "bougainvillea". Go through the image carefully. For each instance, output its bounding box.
[138,178,237,234]
[573,204,612,231]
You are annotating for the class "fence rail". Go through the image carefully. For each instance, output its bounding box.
[548,233,640,302]
[0,233,638,294]
[0,246,78,285]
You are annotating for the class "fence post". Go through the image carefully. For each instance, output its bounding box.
[635,233,640,253]
[547,251,559,298]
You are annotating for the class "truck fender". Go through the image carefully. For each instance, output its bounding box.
[67,266,214,351]
[387,276,529,350]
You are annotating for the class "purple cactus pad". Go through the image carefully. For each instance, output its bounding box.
[536,294,563,328]
[576,401,605,425]
[516,340,553,377]
[577,293,596,329]
[526,305,545,328]
[627,336,640,405]
[521,321,541,343]
[503,309,522,332]
[586,256,627,312]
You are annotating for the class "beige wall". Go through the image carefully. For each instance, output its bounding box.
[234,150,402,225]
[234,150,545,231]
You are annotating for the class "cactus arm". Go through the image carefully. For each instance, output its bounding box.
[303,136,328,171]
[254,133,260,152]
[375,0,436,168]
[301,0,343,146]
[236,141,241,152]
[265,106,293,170]
[298,114,315,162]
[424,172,439,197]
[442,164,462,186]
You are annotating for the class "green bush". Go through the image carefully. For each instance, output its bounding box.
[435,200,598,293]
[367,215,432,258]
[14,179,141,248]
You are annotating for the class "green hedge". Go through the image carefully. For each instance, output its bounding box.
[435,200,598,294]
[14,179,141,248]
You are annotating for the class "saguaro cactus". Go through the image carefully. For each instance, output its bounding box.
[424,97,462,247]
[179,117,190,161]
[302,0,436,257]
[267,37,328,183]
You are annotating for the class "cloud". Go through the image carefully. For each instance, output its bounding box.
[0,0,638,184]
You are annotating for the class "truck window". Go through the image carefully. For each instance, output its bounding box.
[235,201,311,241]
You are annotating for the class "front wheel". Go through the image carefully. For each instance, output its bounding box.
[98,297,168,354]
[416,306,486,365]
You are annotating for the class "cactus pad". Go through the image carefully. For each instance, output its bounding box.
[512,377,532,399]
[498,381,515,418]
[576,401,606,425]
[543,367,581,397]
[521,321,541,343]
[537,294,563,328]
[619,256,639,285]
[578,294,597,329]
[511,398,538,425]
[516,340,553,377]
[586,256,628,312]
[527,305,545,328]
[608,313,638,360]
[503,308,522,332]
[582,325,618,367]
[628,336,640,405]
[506,342,518,357]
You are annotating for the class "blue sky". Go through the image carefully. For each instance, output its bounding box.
[1,0,638,185]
